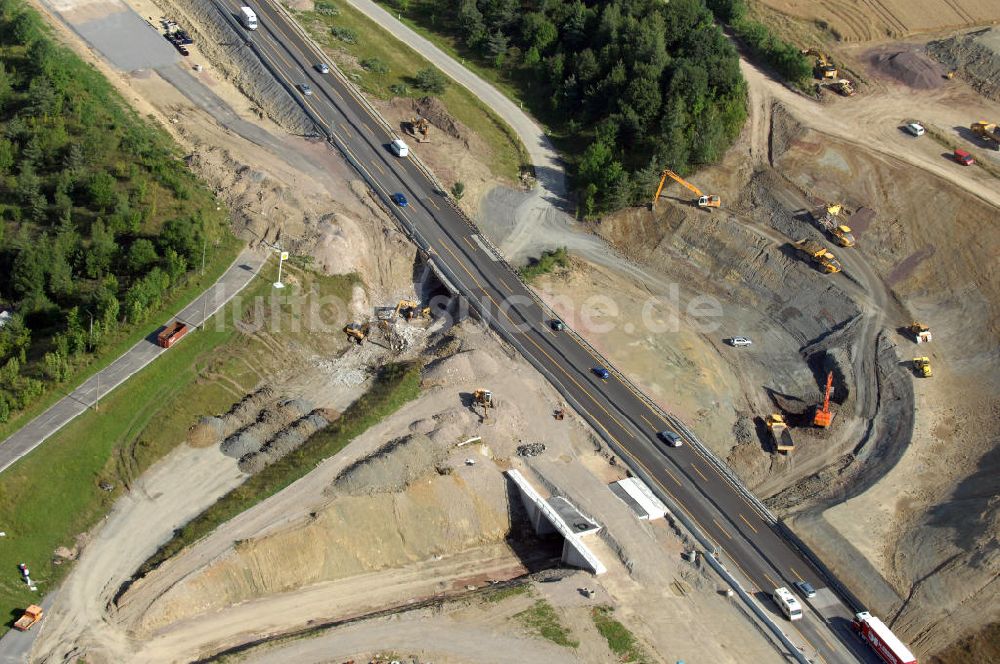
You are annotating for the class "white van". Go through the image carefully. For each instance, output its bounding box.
[390,139,409,158]
[240,6,258,30]
[773,587,803,621]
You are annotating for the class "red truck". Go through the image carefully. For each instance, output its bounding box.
[853,611,917,664]
[953,149,975,166]
[156,321,190,349]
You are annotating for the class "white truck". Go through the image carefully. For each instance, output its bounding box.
[390,139,409,158]
[240,6,258,30]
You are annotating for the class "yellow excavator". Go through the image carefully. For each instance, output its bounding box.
[653,169,721,209]
[395,299,430,320]
[343,322,369,345]
[802,49,838,79]
[408,116,430,142]
[912,357,932,378]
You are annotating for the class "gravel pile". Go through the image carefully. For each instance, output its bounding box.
[516,443,546,457]
[221,397,314,459]
[238,410,330,473]
[332,433,444,496]
[929,28,1000,102]
[868,48,946,89]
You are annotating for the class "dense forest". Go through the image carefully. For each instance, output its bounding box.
[391,0,748,214]
[0,0,234,424]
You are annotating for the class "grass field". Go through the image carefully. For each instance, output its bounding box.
[0,266,264,630]
[591,605,651,663]
[296,2,528,180]
[514,598,579,648]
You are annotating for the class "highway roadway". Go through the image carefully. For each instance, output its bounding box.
[218,2,880,661]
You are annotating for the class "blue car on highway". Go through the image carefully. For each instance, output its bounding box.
[391,192,409,207]
[592,367,610,380]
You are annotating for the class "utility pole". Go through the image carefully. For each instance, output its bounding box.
[201,235,207,276]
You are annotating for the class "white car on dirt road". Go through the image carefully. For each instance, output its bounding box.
[727,337,753,347]
[904,122,925,137]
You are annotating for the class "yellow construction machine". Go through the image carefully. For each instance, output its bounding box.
[971,121,1000,149]
[395,299,430,320]
[767,413,794,453]
[794,239,843,274]
[653,169,720,209]
[802,49,838,79]
[912,357,932,378]
[408,116,430,142]
[343,322,370,345]
[811,203,856,247]
[473,388,494,420]
[908,322,932,344]
[831,79,856,97]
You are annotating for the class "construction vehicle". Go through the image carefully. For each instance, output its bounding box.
[653,169,721,209]
[810,203,856,247]
[767,413,794,453]
[157,321,190,349]
[802,49,838,79]
[813,371,834,428]
[394,299,430,320]
[908,322,932,344]
[13,605,43,631]
[407,116,430,143]
[343,322,369,345]
[473,388,493,420]
[913,357,932,378]
[831,79,856,96]
[970,121,1000,149]
[795,239,843,274]
[853,611,917,664]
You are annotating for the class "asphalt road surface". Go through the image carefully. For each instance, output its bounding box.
[0,249,266,476]
[218,1,893,662]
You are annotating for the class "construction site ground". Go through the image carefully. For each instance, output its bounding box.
[16,0,1000,662]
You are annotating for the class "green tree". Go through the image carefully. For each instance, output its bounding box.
[126,238,159,273]
[87,171,117,210]
[451,181,466,200]
[413,67,447,94]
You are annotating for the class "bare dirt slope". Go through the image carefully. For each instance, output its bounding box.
[757,0,1000,42]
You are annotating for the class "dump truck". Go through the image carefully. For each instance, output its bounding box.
[811,203,856,247]
[795,239,843,274]
[913,357,932,378]
[767,413,794,453]
[971,121,1000,149]
[13,605,43,631]
[908,322,932,344]
[157,321,190,349]
[853,611,917,664]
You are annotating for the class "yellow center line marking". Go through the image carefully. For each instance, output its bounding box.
[462,236,477,252]
[662,466,683,487]
[370,160,385,176]
[816,628,834,651]
[739,513,759,534]
[790,566,804,582]
[691,463,709,482]
[339,122,352,138]
[363,123,375,134]
[712,519,733,539]
[641,414,657,430]
[763,572,778,589]
[428,198,440,210]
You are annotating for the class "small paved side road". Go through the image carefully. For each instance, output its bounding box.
[0,247,265,475]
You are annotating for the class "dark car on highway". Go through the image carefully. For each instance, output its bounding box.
[657,430,683,448]
[391,193,409,207]
[550,319,565,331]
[592,367,610,380]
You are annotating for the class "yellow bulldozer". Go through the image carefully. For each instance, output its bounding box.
[473,388,494,421]
[912,357,932,378]
[971,121,1000,149]
[830,79,856,97]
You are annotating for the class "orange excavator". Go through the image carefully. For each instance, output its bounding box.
[653,169,721,209]
[813,371,834,427]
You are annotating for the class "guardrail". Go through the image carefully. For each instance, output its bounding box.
[217,4,846,658]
